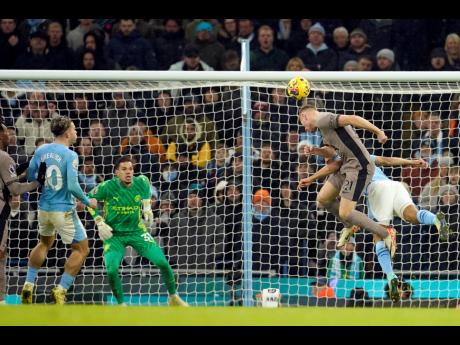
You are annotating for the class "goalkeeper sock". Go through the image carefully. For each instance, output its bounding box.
[416,209,436,225]
[25,266,39,285]
[375,240,394,277]
[58,272,75,290]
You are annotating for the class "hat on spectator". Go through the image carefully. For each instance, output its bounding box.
[253,189,271,205]
[183,44,199,58]
[253,101,269,112]
[196,21,213,33]
[308,22,325,36]
[350,28,367,40]
[377,48,395,63]
[431,47,447,59]
[30,30,48,41]
[344,60,359,70]
[188,182,205,197]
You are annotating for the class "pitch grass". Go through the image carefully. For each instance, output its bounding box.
[1,306,460,326]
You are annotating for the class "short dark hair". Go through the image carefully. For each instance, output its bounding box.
[299,102,317,114]
[50,116,73,137]
[115,155,134,170]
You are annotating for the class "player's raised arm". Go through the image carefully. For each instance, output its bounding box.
[375,156,429,168]
[298,159,341,190]
[66,152,96,208]
[139,175,154,227]
[337,115,388,144]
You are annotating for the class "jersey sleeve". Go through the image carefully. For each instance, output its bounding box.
[26,151,39,181]
[88,181,107,201]
[0,153,18,186]
[138,175,151,200]
[66,151,91,206]
[316,112,339,130]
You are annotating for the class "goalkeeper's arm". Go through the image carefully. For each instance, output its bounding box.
[87,205,113,241]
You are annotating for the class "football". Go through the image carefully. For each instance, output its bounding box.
[286,76,311,101]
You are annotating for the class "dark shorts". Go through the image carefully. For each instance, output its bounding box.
[327,165,374,202]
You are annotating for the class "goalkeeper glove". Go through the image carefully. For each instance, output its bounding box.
[142,199,154,227]
[94,216,113,241]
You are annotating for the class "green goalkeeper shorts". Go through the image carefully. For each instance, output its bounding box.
[102,231,160,257]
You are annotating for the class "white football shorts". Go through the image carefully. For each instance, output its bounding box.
[38,209,87,244]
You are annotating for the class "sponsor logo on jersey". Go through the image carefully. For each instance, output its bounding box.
[134,195,141,202]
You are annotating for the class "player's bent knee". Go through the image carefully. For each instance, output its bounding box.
[339,209,352,221]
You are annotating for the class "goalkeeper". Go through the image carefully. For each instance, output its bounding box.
[87,156,188,306]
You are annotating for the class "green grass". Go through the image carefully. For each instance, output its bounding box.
[1,305,460,326]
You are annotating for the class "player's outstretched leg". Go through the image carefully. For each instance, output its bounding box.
[337,226,360,249]
[403,206,452,242]
[104,249,126,305]
[374,235,400,303]
[21,236,55,304]
[137,238,188,307]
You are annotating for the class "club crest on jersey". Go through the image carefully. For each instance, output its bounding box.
[9,164,17,177]
[72,159,78,170]
[135,195,141,202]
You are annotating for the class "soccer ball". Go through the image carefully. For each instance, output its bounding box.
[286,76,311,101]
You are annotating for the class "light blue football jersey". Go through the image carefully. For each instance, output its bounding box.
[27,143,90,212]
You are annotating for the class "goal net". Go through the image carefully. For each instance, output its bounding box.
[2,71,460,307]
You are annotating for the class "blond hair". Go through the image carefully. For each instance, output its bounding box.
[286,57,305,71]
[444,33,460,65]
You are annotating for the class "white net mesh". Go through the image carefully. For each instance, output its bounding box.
[2,77,459,307]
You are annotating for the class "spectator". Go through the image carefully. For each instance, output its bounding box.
[14,30,53,69]
[444,33,460,70]
[16,19,48,40]
[343,60,359,71]
[251,101,280,150]
[402,155,439,199]
[218,179,244,305]
[221,49,240,71]
[252,188,288,274]
[76,136,93,164]
[119,119,166,163]
[357,19,393,53]
[67,19,99,52]
[218,19,239,51]
[253,142,281,198]
[154,19,185,70]
[105,91,138,145]
[154,191,179,254]
[66,93,98,136]
[411,112,449,162]
[286,56,307,71]
[0,89,26,127]
[168,186,225,269]
[0,19,26,68]
[87,120,115,178]
[14,92,54,155]
[120,124,160,182]
[327,237,365,281]
[206,142,230,186]
[279,129,300,175]
[165,117,211,170]
[226,151,243,181]
[375,48,400,71]
[107,18,157,70]
[341,28,373,68]
[237,19,257,51]
[76,30,114,69]
[251,25,289,71]
[5,126,27,165]
[111,18,158,42]
[428,47,452,71]
[276,180,311,276]
[357,54,374,71]
[297,22,337,71]
[47,21,75,69]
[332,26,349,68]
[419,156,453,212]
[185,19,222,43]
[168,43,214,71]
[143,90,174,131]
[78,157,103,193]
[269,87,298,133]
[192,21,225,70]
[285,19,312,57]
[275,19,293,50]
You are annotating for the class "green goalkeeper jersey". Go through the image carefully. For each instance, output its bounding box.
[88,175,151,234]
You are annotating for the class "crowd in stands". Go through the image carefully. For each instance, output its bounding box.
[2,19,460,305]
[2,19,460,72]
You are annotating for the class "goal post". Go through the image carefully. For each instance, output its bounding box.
[1,68,460,307]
